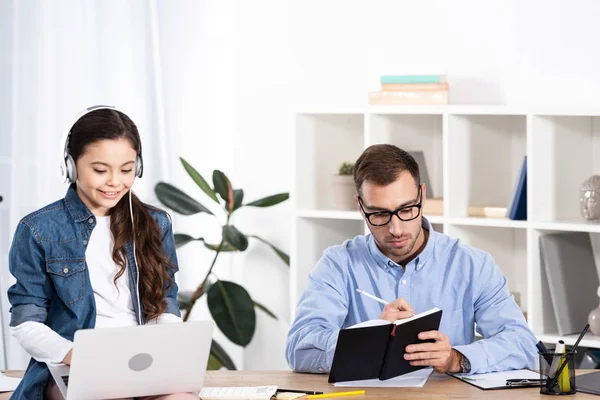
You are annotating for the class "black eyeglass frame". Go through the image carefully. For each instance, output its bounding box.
[357,186,423,226]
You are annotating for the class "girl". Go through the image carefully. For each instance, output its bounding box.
[7,107,197,399]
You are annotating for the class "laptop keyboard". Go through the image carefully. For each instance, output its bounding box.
[62,376,69,387]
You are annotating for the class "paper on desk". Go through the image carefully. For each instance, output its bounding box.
[0,372,21,392]
[453,369,540,389]
[333,367,433,387]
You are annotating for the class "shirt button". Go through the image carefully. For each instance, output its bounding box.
[88,218,94,224]
[83,240,88,245]
[402,279,407,285]
[63,266,69,273]
[318,367,324,373]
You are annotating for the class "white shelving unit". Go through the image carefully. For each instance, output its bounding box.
[291,105,600,349]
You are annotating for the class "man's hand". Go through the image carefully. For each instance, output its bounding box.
[379,298,415,322]
[403,330,462,374]
[62,349,72,365]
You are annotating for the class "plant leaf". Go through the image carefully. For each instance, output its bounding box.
[177,291,194,311]
[207,352,222,370]
[245,193,289,208]
[213,170,231,203]
[233,189,244,210]
[210,339,237,370]
[204,241,238,252]
[207,281,256,346]
[155,182,214,216]
[174,233,203,248]
[180,157,219,204]
[250,235,290,265]
[222,225,248,251]
[253,301,278,320]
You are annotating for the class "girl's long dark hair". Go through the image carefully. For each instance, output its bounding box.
[69,108,174,321]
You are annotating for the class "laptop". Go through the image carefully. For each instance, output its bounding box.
[47,320,213,400]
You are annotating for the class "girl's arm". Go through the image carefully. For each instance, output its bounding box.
[11,321,73,364]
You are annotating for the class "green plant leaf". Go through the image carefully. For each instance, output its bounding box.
[207,352,222,370]
[250,235,290,265]
[204,241,238,252]
[222,225,248,251]
[213,170,231,203]
[245,193,289,208]
[177,291,194,311]
[180,157,220,204]
[155,182,214,216]
[233,189,244,211]
[210,339,237,370]
[253,301,278,320]
[174,233,201,248]
[207,281,256,346]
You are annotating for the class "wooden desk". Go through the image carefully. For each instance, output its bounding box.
[1,370,598,399]
[204,370,599,399]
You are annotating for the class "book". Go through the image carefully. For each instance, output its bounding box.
[467,206,508,218]
[381,83,449,92]
[328,308,442,383]
[408,151,435,198]
[368,90,448,105]
[380,75,447,84]
[507,156,527,220]
[539,232,600,335]
[423,198,443,215]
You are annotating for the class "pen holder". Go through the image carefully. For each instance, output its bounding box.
[539,351,576,395]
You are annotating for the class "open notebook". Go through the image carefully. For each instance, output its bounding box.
[328,308,443,383]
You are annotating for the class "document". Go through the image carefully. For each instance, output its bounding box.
[333,368,433,387]
[0,372,21,392]
[452,369,540,390]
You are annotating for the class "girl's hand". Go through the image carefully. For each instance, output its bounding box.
[62,349,72,365]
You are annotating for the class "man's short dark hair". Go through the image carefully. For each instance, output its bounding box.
[353,144,420,195]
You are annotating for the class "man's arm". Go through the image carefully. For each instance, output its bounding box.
[453,254,538,374]
[285,252,349,373]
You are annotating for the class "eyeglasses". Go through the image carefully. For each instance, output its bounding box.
[358,187,422,226]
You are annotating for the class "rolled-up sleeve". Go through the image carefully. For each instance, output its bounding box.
[453,254,537,374]
[8,221,53,326]
[285,252,349,373]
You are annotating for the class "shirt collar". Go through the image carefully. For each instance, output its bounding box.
[64,184,95,222]
[367,216,437,271]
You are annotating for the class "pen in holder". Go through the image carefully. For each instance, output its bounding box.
[539,350,576,395]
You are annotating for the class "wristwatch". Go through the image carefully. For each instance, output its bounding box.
[459,353,471,373]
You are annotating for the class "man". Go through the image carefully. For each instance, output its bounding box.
[285,144,537,375]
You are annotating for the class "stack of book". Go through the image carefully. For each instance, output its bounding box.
[368,75,449,105]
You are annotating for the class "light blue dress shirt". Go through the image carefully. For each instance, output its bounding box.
[286,218,537,375]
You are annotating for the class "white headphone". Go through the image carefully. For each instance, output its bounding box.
[59,105,144,183]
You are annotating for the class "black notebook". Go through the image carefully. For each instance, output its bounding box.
[328,308,443,383]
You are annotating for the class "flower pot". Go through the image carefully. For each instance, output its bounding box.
[332,175,356,210]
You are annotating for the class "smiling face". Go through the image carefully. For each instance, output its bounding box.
[358,170,427,264]
[75,138,138,216]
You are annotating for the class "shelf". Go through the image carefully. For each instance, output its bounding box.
[296,209,363,220]
[446,217,528,229]
[532,220,600,233]
[537,333,600,349]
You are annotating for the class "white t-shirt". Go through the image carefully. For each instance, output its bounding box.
[11,215,181,364]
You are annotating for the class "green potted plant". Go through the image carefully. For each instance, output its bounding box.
[332,161,356,210]
[154,158,289,370]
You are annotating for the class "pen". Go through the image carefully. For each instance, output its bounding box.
[277,389,323,395]
[536,341,552,365]
[356,289,389,305]
[302,390,366,399]
[545,323,590,390]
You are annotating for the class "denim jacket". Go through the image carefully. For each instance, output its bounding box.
[7,184,181,399]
